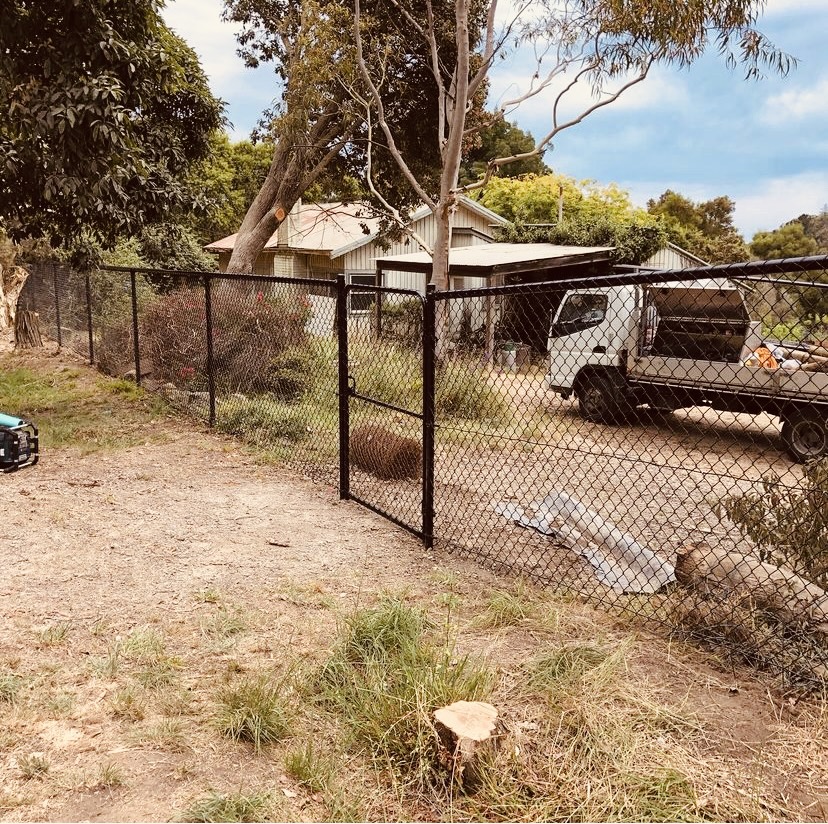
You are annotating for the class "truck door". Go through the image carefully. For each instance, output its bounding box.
[547,287,636,391]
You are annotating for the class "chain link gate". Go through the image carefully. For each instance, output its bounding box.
[337,276,435,544]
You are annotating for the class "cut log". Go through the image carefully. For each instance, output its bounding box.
[14,309,42,349]
[434,700,501,790]
[0,264,29,331]
[674,543,828,634]
[350,424,421,480]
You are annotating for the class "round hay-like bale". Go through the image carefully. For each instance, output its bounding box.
[350,424,422,480]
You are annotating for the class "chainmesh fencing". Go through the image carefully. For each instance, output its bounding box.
[14,257,828,685]
[434,258,828,686]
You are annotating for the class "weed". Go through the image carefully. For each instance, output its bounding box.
[18,753,49,780]
[48,689,76,716]
[284,743,332,793]
[215,674,290,752]
[201,606,247,639]
[91,641,122,678]
[97,762,125,789]
[0,673,23,704]
[195,588,222,604]
[180,790,274,823]
[527,644,609,690]
[38,621,71,646]
[477,581,536,628]
[111,685,146,721]
[132,719,189,752]
[135,657,182,689]
[122,627,166,662]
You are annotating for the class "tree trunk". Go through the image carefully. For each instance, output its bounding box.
[675,543,828,634]
[0,264,29,332]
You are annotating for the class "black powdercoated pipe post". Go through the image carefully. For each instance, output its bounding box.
[53,264,62,348]
[85,272,94,364]
[204,274,216,427]
[336,274,350,500]
[422,284,437,549]
[130,270,141,387]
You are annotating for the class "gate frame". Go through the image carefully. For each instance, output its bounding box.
[336,274,436,548]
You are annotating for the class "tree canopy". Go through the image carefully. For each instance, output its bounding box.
[647,190,750,264]
[486,173,666,265]
[459,119,548,188]
[0,0,224,245]
[750,221,819,260]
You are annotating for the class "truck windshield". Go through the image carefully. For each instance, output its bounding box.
[550,293,608,338]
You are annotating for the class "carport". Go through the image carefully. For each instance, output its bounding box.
[374,243,614,357]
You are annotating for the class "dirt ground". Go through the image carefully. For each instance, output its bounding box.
[2,348,828,821]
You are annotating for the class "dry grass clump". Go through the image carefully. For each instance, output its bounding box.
[214,673,291,752]
[311,596,492,792]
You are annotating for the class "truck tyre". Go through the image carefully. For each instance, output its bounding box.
[577,371,631,424]
[781,409,828,463]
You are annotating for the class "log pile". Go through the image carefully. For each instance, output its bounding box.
[0,263,29,332]
[671,543,828,682]
[350,424,422,480]
[14,309,42,349]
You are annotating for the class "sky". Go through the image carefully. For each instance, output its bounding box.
[162,0,828,241]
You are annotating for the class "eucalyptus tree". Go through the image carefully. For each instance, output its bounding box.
[354,0,793,289]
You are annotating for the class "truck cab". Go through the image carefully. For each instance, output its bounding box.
[546,277,828,462]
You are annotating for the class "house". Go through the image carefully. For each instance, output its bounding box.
[641,242,709,270]
[204,196,508,294]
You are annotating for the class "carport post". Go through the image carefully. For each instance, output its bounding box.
[336,274,350,500]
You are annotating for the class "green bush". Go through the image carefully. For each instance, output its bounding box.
[436,360,508,423]
[715,458,828,587]
[216,397,308,444]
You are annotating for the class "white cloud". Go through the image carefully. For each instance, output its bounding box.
[622,172,828,240]
[763,0,828,14]
[761,76,828,123]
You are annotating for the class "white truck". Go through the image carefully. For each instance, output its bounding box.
[546,277,828,463]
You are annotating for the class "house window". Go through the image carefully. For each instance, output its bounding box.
[348,272,376,314]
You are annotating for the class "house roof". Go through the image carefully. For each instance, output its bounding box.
[204,196,509,258]
[376,243,614,278]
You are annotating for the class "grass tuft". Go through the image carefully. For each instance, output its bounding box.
[17,753,50,780]
[180,790,274,823]
[284,742,333,793]
[0,673,23,704]
[215,674,290,752]
[313,596,492,791]
[38,621,72,646]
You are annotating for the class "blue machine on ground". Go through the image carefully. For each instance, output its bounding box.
[0,413,38,472]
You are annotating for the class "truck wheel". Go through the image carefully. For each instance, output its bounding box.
[577,372,630,424]
[781,409,828,463]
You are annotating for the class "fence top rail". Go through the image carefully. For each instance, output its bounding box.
[437,254,828,300]
[97,265,338,291]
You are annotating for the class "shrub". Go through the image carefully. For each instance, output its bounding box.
[715,457,828,587]
[436,360,508,423]
[139,284,312,394]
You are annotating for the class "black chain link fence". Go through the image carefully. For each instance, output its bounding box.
[16,257,828,685]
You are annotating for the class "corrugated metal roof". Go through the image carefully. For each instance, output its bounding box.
[376,243,613,275]
[204,197,509,256]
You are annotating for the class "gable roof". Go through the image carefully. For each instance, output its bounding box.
[204,196,508,258]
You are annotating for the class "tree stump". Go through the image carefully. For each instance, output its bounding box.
[14,309,42,349]
[434,700,501,790]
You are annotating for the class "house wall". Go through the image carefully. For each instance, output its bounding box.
[644,246,705,270]
[215,251,276,276]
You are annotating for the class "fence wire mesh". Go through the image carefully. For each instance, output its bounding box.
[15,256,828,685]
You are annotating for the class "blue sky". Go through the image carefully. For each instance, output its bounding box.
[162,0,828,241]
